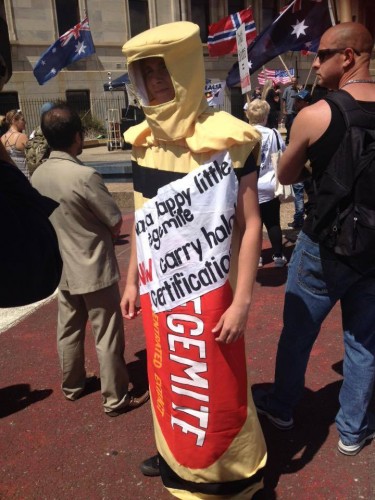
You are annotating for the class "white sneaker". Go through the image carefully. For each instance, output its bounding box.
[272,255,287,267]
[258,257,263,268]
[338,429,375,456]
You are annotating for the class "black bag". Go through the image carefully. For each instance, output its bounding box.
[312,90,375,273]
[0,162,62,307]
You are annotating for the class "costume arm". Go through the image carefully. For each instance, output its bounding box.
[120,224,141,319]
[212,170,261,343]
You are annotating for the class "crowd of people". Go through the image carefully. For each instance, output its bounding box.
[244,75,316,257]
[0,104,54,179]
[2,15,375,500]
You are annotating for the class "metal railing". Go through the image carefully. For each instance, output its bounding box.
[1,91,234,137]
[1,94,129,137]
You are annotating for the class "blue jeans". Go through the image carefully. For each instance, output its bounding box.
[271,231,375,444]
[292,182,305,226]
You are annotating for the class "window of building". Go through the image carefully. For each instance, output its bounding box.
[362,0,375,39]
[0,92,19,116]
[129,0,150,37]
[55,0,80,36]
[191,0,210,42]
[262,0,278,30]
[230,87,246,122]
[66,90,90,117]
[228,1,246,15]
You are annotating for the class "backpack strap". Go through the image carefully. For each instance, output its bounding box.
[272,128,281,150]
[324,90,375,130]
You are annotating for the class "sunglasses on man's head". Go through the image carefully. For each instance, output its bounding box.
[316,47,361,63]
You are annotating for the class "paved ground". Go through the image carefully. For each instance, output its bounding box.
[81,143,132,164]
[1,207,374,499]
[1,145,373,499]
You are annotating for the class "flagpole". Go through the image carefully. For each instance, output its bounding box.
[327,0,337,26]
[277,55,293,79]
[307,0,336,92]
[304,58,315,90]
[311,75,318,96]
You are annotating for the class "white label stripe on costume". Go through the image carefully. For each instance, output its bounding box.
[135,151,238,313]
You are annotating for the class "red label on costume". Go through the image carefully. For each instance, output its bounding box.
[141,284,248,469]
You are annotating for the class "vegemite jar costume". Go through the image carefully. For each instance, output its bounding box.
[122,22,267,499]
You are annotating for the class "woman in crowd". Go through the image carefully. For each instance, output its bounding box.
[262,79,281,129]
[1,109,29,179]
[246,98,287,267]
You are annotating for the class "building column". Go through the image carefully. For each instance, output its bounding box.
[4,0,15,40]
[148,0,157,27]
[336,0,352,22]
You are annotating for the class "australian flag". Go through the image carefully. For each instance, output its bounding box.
[33,17,95,85]
[226,0,332,87]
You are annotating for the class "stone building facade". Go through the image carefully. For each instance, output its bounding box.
[1,0,374,133]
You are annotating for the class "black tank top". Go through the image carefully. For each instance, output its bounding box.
[303,98,375,238]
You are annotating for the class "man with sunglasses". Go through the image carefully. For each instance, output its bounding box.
[254,22,375,456]
[31,103,149,416]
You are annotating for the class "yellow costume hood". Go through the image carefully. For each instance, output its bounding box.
[122,22,260,160]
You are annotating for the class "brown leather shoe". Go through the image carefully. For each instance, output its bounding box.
[106,390,150,417]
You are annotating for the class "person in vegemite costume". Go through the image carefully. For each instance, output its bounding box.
[121,22,267,499]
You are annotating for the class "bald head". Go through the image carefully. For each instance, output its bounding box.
[41,103,83,152]
[313,22,374,90]
[321,22,374,55]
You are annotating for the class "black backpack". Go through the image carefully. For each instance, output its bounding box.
[0,161,62,307]
[312,90,375,273]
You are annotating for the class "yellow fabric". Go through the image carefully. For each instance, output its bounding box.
[166,483,264,500]
[152,395,267,484]
[123,22,207,142]
[130,144,260,211]
[122,21,266,499]
[122,22,260,161]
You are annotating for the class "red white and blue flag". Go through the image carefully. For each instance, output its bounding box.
[257,68,295,85]
[60,17,91,46]
[227,0,332,87]
[33,17,95,85]
[207,8,257,57]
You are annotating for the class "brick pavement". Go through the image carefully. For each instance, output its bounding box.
[1,146,373,499]
[1,209,374,499]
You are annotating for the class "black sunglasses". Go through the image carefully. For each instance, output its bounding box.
[316,47,361,63]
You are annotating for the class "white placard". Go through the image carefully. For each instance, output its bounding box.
[135,152,238,313]
[236,23,251,94]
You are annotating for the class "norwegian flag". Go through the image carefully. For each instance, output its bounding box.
[257,68,295,85]
[33,17,95,85]
[207,8,257,57]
